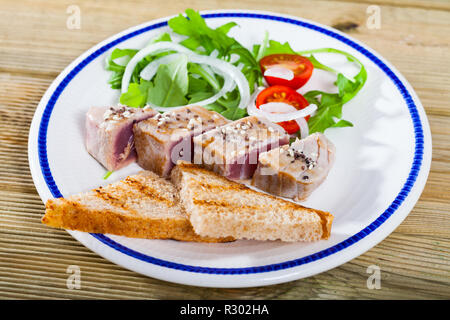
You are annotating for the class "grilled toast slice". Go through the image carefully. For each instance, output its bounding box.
[42,171,232,242]
[171,161,333,242]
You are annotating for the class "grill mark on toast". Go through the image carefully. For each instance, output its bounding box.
[192,199,259,211]
[196,181,247,192]
[123,177,178,206]
[93,188,137,214]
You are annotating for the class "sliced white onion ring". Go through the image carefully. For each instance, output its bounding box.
[263,66,294,81]
[248,101,317,123]
[209,49,219,58]
[247,91,313,137]
[122,42,250,110]
[139,53,184,81]
[121,42,192,93]
[259,102,298,113]
[295,117,309,139]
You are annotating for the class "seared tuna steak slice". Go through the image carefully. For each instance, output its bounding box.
[251,133,335,201]
[85,105,157,171]
[133,105,229,178]
[193,116,290,180]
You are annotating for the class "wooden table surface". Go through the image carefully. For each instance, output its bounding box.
[0,0,449,300]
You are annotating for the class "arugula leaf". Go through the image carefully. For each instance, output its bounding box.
[188,75,212,93]
[215,89,248,120]
[301,48,367,133]
[166,54,189,95]
[169,9,234,56]
[332,119,354,128]
[216,22,238,35]
[168,9,261,94]
[304,91,345,133]
[253,39,295,59]
[254,31,269,61]
[203,102,226,114]
[146,55,189,107]
[103,171,113,180]
[105,48,138,89]
[147,66,187,107]
[303,68,365,133]
[188,91,215,103]
[221,107,248,121]
[119,80,152,108]
[307,54,339,74]
[188,63,220,91]
[106,48,138,70]
[147,32,172,45]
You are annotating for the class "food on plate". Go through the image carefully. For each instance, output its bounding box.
[259,54,314,89]
[133,105,229,177]
[106,9,367,139]
[41,161,334,243]
[85,105,157,171]
[255,85,311,134]
[55,9,371,245]
[252,133,335,201]
[171,161,333,242]
[193,116,290,180]
[42,170,233,242]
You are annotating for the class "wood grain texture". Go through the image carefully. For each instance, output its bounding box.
[0,0,449,300]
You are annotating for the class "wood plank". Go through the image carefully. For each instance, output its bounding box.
[336,0,450,11]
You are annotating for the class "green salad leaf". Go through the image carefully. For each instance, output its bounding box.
[119,80,150,107]
[147,55,189,107]
[169,9,261,94]
[299,48,367,133]
[253,38,295,59]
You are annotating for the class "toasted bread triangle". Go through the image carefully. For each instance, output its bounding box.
[171,161,333,242]
[42,171,232,242]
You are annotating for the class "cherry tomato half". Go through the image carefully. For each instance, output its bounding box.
[256,85,310,134]
[260,54,314,90]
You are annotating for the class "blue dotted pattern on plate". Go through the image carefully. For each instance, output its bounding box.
[37,13,424,274]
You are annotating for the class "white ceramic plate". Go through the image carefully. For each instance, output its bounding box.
[28,10,432,288]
